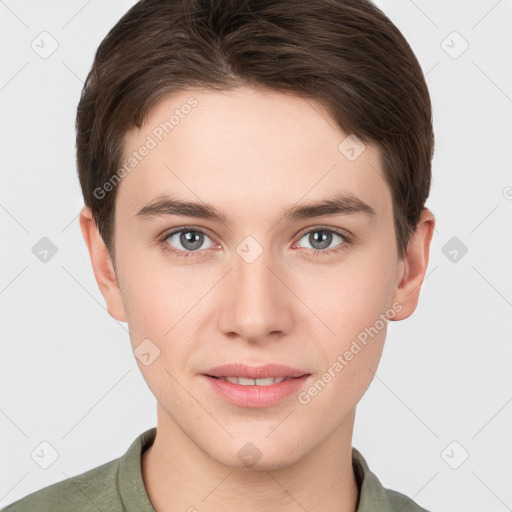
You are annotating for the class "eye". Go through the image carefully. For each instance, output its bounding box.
[293,227,351,256]
[159,227,217,258]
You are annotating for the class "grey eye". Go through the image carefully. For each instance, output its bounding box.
[165,230,214,252]
[298,229,343,251]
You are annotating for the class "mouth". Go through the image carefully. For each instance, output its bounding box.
[201,370,312,408]
[203,363,310,381]
[205,375,304,386]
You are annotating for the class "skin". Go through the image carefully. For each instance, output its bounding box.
[80,86,435,512]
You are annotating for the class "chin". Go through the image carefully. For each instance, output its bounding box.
[203,435,306,472]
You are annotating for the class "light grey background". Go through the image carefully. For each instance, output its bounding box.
[1,1,511,511]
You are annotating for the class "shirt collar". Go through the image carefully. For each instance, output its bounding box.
[352,446,395,512]
[118,427,157,511]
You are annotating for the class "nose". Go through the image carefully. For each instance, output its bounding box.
[217,244,294,343]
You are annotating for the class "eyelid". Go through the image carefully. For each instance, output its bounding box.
[294,224,353,242]
[162,224,353,243]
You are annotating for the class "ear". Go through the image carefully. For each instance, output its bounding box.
[390,207,435,321]
[79,205,128,323]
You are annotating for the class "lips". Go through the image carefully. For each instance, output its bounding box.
[203,363,310,380]
[202,369,312,408]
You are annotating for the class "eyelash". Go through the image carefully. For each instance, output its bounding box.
[158,225,353,260]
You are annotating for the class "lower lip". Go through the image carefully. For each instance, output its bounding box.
[202,374,311,408]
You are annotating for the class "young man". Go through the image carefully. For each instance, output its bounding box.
[3,0,435,510]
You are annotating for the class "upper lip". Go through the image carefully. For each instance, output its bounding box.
[204,364,310,379]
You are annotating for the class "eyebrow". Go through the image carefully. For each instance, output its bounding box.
[135,192,377,224]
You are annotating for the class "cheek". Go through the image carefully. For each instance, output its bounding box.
[301,248,396,397]
[116,245,188,330]
[118,258,215,374]
[298,262,393,415]
[310,251,396,338]
[119,265,197,401]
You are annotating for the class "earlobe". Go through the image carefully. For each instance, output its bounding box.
[390,207,435,321]
[79,206,128,323]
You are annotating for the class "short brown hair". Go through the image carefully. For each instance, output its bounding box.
[76,0,434,262]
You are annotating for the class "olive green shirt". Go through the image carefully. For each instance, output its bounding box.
[2,427,430,511]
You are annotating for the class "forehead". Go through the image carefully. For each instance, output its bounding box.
[115,86,391,227]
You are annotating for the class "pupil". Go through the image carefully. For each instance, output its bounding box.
[311,230,331,250]
[181,231,203,250]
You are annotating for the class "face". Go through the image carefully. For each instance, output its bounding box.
[85,86,429,470]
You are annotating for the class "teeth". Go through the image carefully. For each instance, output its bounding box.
[220,376,288,385]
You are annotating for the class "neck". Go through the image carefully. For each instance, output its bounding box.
[142,405,359,512]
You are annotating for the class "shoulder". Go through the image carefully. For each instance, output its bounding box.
[384,488,432,512]
[1,457,122,512]
[1,427,157,512]
[352,447,433,512]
